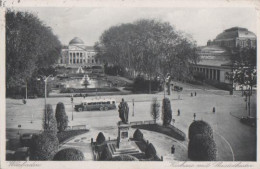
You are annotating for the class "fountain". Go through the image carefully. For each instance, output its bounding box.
[81,75,90,88]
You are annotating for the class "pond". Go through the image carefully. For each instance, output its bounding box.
[60,76,110,89]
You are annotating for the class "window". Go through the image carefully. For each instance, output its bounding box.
[107,101,110,104]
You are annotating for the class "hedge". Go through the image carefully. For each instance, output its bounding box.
[111,154,139,161]
[132,124,186,141]
[145,143,157,158]
[29,132,59,160]
[188,120,213,140]
[99,146,111,161]
[188,134,217,161]
[57,130,89,144]
[53,148,84,161]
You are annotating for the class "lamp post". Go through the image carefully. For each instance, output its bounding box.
[158,73,170,98]
[37,75,54,129]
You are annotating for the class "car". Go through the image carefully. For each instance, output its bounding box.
[20,133,34,147]
[74,99,117,111]
[6,150,15,161]
[240,116,256,127]
[14,147,30,161]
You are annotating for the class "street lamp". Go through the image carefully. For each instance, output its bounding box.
[157,73,170,98]
[37,75,54,129]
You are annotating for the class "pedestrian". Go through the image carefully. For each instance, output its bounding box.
[178,109,180,116]
[195,92,197,96]
[22,98,26,104]
[191,92,193,97]
[83,94,86,99]
[193,113,196,121]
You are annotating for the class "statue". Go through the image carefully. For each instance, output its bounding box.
[118,98,129,124]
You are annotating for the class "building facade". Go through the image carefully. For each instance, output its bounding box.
[58,37,102,68]
[193,27,256,89]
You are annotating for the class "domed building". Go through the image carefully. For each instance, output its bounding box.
[58,37,103,73]
[208,27,256,48]
[193,27,256,90]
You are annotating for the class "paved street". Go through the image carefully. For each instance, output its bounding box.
[6,83,256,161]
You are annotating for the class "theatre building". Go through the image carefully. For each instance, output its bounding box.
[193,27,256,90]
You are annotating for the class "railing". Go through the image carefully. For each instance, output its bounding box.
[130,120,156,125]
[130,121,143,125]
[66,125,87,130]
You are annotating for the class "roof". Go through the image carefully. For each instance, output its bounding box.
[69,37,84,45]
[197,59,231,67]
[197,45,231,67]
[197,45,227,54]
[215,27,256,40]
[81,99,116,103]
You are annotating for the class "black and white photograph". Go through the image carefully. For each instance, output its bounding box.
[0,0,259,168]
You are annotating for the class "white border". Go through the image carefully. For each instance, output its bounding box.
[0,0,259,169]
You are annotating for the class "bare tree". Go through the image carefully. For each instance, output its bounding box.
[150,97,160,123]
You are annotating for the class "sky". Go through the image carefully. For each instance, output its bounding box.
[16,7,257,46]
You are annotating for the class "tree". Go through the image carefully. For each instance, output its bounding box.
[161,98,172,126]
[43,104,58,133]
[150,97,160,123]
[188,134,217,161]
[53,148,84,161]
[188,120,213,140]
[96,132,106,145]
[6,10,61,97]
[227,47,256,116]
[95,19,198,94]
[30,132,59,160]
[145,143,157,159]
[55,102,69,132]
[99,147,111,161]
[133,129,143,141]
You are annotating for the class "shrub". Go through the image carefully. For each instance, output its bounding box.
[193,71,206,82]
[29,132,59,160]
[43,104,58,133]
[150,97,160,123]
[53,148,84,161]
[188,134,217,161]
[96,132,106,145]
[111,154,139,161]
[99,147,111,161]
[133,129,143,141]
[145,143,157,158]
[132,75,162,93]
[55,102,69,132]
[188,120,213,140]
[162,98,172,126]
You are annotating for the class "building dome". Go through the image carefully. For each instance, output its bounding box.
[69,37,84,45]
[215,27,256,40]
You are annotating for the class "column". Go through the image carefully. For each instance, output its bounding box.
[217,70,220,81]
[68,53,70,64]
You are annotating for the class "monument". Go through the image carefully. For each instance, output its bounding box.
[106,98,141,156]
